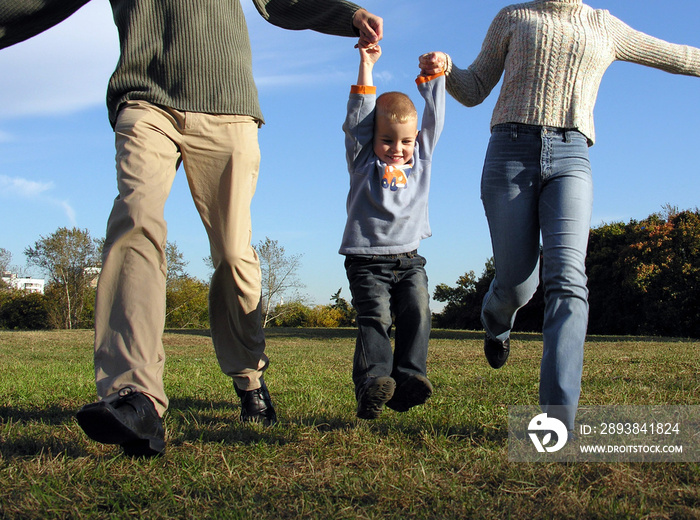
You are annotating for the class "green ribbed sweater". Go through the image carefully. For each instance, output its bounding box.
[0,0,362,126]
[445,0,700,145]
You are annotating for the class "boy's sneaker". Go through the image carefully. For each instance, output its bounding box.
[356,376,396,420]
[76,386,165,457]
[235,378,277,426]
[386,374,433,412]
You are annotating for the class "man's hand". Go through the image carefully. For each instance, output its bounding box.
[353,9,383,48]
[419,51,447,76]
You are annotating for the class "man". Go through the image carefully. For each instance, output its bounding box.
[0,0,382,456]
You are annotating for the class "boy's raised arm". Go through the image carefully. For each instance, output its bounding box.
[357,44,381,86]
[414,58,447,158]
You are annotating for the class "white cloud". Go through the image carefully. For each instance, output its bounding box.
[255,70,349,89]
[58,200,77,225]
[0,174,76,223]
[0,174,53,198]
[373,70,395,85]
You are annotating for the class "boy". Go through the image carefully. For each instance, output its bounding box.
[340,44,445,419]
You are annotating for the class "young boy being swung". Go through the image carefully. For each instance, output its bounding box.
[340,44,446,419]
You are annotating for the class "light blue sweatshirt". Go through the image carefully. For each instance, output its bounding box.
[339,73,446,255]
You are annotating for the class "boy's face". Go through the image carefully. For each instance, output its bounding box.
[373,115,418,166]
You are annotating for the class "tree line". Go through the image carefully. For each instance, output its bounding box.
[433,207,700,339]
[3,207,698,337]
[0,231,353,330]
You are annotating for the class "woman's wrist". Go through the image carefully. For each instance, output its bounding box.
[443,53,453,76]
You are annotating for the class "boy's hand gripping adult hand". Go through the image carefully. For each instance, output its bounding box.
[419,51,448,76]
[357,44,381,86]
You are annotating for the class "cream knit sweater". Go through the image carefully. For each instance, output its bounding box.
[445,0,700,145]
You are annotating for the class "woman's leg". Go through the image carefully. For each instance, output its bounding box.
[538,130,593,430]
[480,125,543,343]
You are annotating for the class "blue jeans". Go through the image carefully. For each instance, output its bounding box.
[345,252,431,392]
[480,123,593,429]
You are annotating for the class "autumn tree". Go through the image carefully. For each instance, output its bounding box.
[0,248,11,274]
[0,248,11,290]
[165,276,209,328]
[329,288,356,326]
[24,227,100,329]
[164,241,210,329]
[433,207,700,337]
[587,208,700,337]
[433,258,496,330]
[255,237,304,327]
[165,241,189,285]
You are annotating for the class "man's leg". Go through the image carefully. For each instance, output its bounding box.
[180,113,274,424]
[79,101,182,455]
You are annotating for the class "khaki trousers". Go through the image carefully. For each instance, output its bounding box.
[94,100,268,415]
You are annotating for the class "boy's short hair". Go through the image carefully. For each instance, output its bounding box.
[375,92,417,124]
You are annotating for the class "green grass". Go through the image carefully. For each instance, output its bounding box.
[0,328,698,519]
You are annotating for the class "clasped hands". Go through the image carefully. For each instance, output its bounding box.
[419,51,448,76]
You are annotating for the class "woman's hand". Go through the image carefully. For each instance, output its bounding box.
[419,51,448,76]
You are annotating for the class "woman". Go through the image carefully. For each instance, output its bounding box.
[420,0,700,430]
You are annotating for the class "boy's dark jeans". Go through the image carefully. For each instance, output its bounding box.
[344,252,431,392]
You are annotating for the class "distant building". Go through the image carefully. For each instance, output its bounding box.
[1,272,45,294]
[84,266,101,288]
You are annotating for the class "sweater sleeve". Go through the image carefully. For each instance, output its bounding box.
[252,0,362,38]
[415,72,446,160]
[0,0,90,49]
[342,86,376,174]
[607,12,700,77]
[445,7,510,108]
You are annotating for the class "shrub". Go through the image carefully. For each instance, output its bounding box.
[0,292,52,330]
[271,301,313,327]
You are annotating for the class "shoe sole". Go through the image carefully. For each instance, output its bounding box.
[386,375,433,412]
[356,377,396,420]
[76,402,165,457]
[241,411,278,427]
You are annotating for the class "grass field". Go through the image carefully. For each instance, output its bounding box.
[0,328,698,519]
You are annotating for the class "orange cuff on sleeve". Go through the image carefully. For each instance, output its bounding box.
[350,85,377,94]
[415,71,445,85]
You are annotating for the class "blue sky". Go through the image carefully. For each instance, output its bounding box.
[1,0,698,310]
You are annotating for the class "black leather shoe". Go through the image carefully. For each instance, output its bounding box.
[484,336,510,369]
[76,386,165,457]
[356,376,396,420]
[235,379,277,426]
[386,374,433,412]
